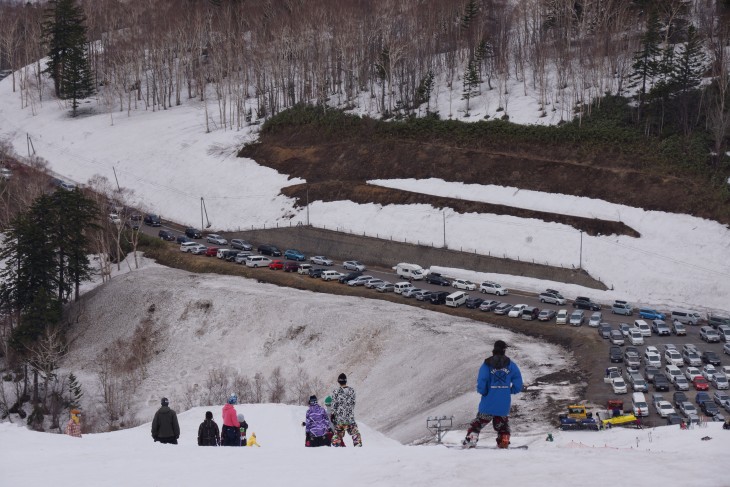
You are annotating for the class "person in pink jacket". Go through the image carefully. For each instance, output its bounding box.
[221,394,241,446]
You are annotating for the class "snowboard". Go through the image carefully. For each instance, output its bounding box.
[446,444,528,450]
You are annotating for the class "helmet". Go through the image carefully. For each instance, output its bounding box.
[228,394,238,405]
[324,396,332,406]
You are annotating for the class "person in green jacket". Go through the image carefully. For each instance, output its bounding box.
[152,397,180,445]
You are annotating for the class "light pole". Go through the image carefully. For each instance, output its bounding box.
[443,210,447,249]
[201,197,211,230]
[579,230,584,269]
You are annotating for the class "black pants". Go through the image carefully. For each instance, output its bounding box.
[306,433,330,447]
[157,437,178,445]
[221,425,240,446]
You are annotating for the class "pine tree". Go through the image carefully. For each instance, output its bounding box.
[42,0,95,113]
[416,71,435,113]
[629,13,662,119]
[462,60,480,116]
[672,26,706,136]
[67,373,83,409]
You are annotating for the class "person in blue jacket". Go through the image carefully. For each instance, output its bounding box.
[462,340,523,448]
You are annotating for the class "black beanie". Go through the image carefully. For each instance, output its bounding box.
[338,373,347,384]
[308,395,318,405]
[161,397,169,406]
[493,340,507,355]
[205,411,213,420]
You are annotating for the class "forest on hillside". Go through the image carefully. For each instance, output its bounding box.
[0,0,729,165]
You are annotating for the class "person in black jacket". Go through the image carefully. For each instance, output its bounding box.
[197,411,220,446]
[151,397,180,445]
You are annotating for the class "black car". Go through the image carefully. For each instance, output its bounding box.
[665,413,683,425]
[185,227,202,239]
[645,365,659,383]
[176,235,192,244]
[700,400,720,416]
[144,214,161,226]
[701,351,721,366]
[158,230,176,241]
[465,297,484,309]
[572,297,601,311]
[308,268,325,278]
[609,346,623,363]
[257,244,282,256]
[429,291,449,305]
[124,219,140,231]
[339,271,362,284]
[425,273,451,286]
[673,391,688,408]
[653,373,670,391]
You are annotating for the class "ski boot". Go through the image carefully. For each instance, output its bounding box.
[461,433,478,449]
[497,432,510,449]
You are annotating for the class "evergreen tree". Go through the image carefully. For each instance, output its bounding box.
[462,60,480,116]
[672,26,705,135]
[629,13,662,118]
[67,373,83,409]
[42,0,95,113]
[416,71,435,112]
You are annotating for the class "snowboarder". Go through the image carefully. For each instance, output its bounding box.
[221,394,241,446]
[247,432,261,447]
[65,409,82,438]
[197,411,220,446]
[323,395,337,446]
[330,373,362,447]
[151,397,180,445]
[462,340,523,449]
[237,413,249,446]
[304,395,331,447]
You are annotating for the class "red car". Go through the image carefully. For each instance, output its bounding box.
[205,247,220,257]
[283,261,300,272]
[269,260,284,270]
[693,376,709,391]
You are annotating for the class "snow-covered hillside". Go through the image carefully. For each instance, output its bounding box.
[1,404,727,487]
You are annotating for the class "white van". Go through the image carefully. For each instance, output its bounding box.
[394,263,424,281]
[321,270,342,281]
[665,364,682,384]
[628,329,644,345]
[246,256,272,268]
[632,392,649,417]
[671,309,702,325]
[633,319,651,337]
[297,263,312,275]
[445,291,468,308]
[180,241,198,252]
[394,282,414,294]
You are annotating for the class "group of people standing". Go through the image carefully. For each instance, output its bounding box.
[149,372,364,448]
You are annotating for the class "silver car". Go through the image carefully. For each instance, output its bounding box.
[343,260,366,271]
[569,310,585,326]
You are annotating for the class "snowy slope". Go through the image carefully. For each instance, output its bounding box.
[0,406,727,487]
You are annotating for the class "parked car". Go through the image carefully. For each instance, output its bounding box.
[638,308,665,320]
[190,244,207,255]
[655,400,676,418]
[700,400,720,417]
[234,252,253,264]
[230,239,253,251]
[651,319,671,336]
[645,366,659,384]
[633,319,651,337]
[108,213,121,225]
[624,349,641,368]
[376,282,395,293]
[363,278,385,289]
[628,329,644,345]
[508,304,528,318]
[569,310,585,326]
[479,300,500,312]
[588,312,603,328]
[204,247,220,257]
[245,256,272,268]
[572,296,601,311]
[339,271,362,283]
[343,261,366,271]
[725,342,730,355]
[283,261,300,272]
[414,290,432,301]
[713,391,730,409]
[429,291,449,305]
[158,230,176,241]
[297,264,313,275]
[671,320,687,336]
[711,374,729,390]
[611,377,628,394]
[185,227,202,239]
[401,287,422,298]
[708,314,730,329]
[609,346,623,363]
[664,349,683,367]
[257,244,282,257]
[673,392,688,408]
[493,303,513,315]
[673,376,690,391]
[284,249,306,261]
[465,297,484,309]
[683,349,702,367]
[695,391,712,406]
[452,279,477,291]
[426,273,451,286]
[555,309,568,325]
[679,401,699,419]
[685,367,702,382]
[609,330,625,346]
[268,260,284,270]
[701,351,721,366]
[611,300,633,316]
[665,413,683,425]
[702,364,718,381]
[654,374,670,391]
[693,376,709,391]
[598,323,612,338]
[700,326,721,343]
[321,270,344,281]
[176,235,191,244]
[479,281,508,295]
[309,255,333,266]
[539,291,566,305]
[521,306,539,321]
[143,214,161,226]
[206,234,228,245]
[538,309,557,322]
[619,323,632,337]
[308,268,326,278]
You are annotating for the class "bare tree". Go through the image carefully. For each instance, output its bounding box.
[267,366,286,403]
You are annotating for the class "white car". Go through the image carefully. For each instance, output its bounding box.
[684,367,701,382]
[189,244,207,255]
[714,391,730,409]
[673,376,690,391]
[644,352,661,368]
[109,213,122,225]
[321,271,344,281]
[609,330,625,345]
[664,349,683,367]
[452,279,477,291]
[206,234,228,245]
[724,343,730,355]
[611,377,628,394]
[342,261,366,271]
[364,278,385,289]
[479,281,509,296]
[347,275,373,286]
[555,309,568,325]
[310,256,334,266]
[401,287,422,298]
[679,401,698,418]
[702,365,718,381]
[628,329,644,345]
[508,304,528,318]
[655,401,676,418]
[180,241,198,252]
[711,374,729,390]
[588,312,602,327]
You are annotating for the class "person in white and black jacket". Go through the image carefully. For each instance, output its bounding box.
[330,373,362,447]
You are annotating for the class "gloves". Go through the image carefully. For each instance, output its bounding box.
[153,436,159,442]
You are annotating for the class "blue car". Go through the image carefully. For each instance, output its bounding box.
[638,308,665,320]
[284,249,306,261]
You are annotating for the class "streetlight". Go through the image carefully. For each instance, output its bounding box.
[579,230,584,269]
[201,197,211,230]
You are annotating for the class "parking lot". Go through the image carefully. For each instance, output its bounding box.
[140,221,729,427]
